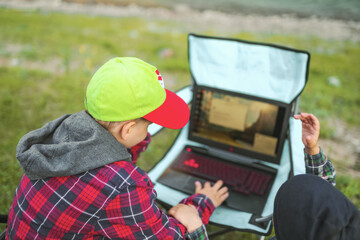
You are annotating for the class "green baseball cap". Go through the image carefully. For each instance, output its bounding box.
[85,57,189,129]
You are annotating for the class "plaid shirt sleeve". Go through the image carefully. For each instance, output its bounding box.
[304,147,336,185]
[186,224,208,240]
[180,194,215,225]
[97,165,215,239]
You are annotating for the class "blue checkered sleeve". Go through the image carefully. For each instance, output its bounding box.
[304,147,336,185]
[186,224,208,240]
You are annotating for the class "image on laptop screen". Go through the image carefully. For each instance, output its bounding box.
[189,86,290,163]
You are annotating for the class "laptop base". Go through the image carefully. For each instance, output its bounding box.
[158,168,272,215]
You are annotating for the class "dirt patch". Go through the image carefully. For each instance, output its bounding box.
[0,55,65,74]
[0,43,84,74]
[1,0,360,41]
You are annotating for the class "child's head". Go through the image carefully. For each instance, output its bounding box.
[85,57,189,147]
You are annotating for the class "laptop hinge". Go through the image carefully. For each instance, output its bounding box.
[191,146,261,166]
[208,148,257,165]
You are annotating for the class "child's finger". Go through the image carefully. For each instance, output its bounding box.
[218,186,228,195]
[220,192,229,202]
[194,181,202,193]
[204,181,211,189]
[295,113,311,123]
[212,180,224,190]
[300,113,312,120]
[293,114,301,119]
[300,112,310,118]
[188,204,197,211]
[309,114,320,127]
[168,207,176,215]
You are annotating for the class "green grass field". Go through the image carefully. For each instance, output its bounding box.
[0,7,359,238]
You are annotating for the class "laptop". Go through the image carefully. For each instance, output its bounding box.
[157,85,291,215]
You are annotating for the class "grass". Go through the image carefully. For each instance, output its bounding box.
[0,7,359,238]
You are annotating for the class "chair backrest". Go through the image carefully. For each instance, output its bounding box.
[188,33,310,104]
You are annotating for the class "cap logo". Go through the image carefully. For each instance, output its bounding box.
[155,69,165,88]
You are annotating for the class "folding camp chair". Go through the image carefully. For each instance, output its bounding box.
[148,33,310,237]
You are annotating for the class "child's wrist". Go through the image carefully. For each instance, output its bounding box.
[304,145,320,155]
[185,218,203,233]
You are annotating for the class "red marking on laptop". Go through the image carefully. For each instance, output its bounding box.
[184,159,199,168]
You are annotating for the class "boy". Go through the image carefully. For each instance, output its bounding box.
[6,57,229,239]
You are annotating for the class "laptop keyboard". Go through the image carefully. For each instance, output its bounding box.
[172,148,272,196]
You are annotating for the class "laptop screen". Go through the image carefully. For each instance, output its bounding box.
[189,85,291,163]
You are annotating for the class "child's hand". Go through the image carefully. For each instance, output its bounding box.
[293,113,320,155]
[195,180,229,207]
[168,204,203,233]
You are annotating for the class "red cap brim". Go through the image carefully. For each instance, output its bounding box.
[143,89,190,129]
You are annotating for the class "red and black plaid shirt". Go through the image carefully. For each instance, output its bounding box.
[6,134,215,239]
[6,161,214,239]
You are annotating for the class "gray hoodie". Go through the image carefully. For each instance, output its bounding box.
[16,110,131,180]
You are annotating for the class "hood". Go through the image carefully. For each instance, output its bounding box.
[273,174,360,240]
[16,110,131,180]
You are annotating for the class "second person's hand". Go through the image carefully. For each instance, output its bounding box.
[294,113,320,155]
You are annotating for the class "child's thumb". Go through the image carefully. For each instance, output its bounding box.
[195,181,202,193]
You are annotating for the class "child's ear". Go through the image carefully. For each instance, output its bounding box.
[118,121,136,141]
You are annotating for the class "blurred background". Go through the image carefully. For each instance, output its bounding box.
[1,0,359,238]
